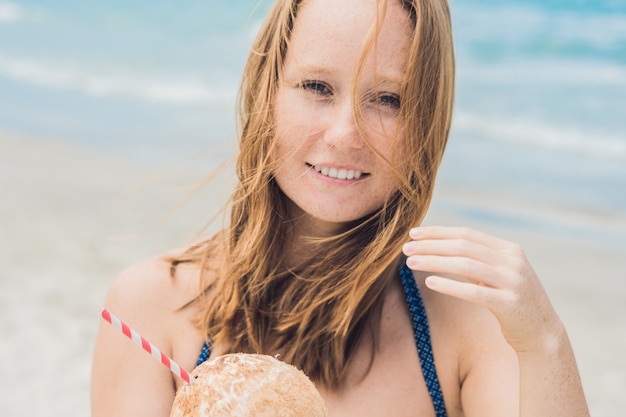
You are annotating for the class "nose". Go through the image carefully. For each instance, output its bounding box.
[322,98,364,149]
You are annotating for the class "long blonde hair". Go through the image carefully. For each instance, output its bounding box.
[173,0,455,388]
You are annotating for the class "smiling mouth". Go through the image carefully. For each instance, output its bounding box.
[309,164,367,180]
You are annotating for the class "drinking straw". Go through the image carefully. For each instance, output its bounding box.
[101,308,193,384]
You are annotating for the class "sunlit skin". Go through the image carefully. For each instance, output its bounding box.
[90,0,590,416]
[272,0,410,236]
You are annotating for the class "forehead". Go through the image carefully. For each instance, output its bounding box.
[286,0,413,81]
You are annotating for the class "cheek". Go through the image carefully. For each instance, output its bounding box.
[384,121,407,164]
[369,128,405,169]
[272,94,296,160]
[360,109,404,150]
[274,91,298,142]
[274,99,323,155]
[392,133,407,166]
[371,132,406,192]
[275,86,327,129]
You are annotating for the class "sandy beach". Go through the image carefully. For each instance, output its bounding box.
[1,129,624,416]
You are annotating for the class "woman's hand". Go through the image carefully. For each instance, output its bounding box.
[402,226,591,416]
[402,226,561,353]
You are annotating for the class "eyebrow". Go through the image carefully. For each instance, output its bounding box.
[372,76,403,90]
[287,64,333,77]
[287,64,404,89]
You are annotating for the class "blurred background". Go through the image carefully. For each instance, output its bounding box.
[0,1,625,416]
[1,0,625,244]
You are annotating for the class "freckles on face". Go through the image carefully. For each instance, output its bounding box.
[270,0,413,228]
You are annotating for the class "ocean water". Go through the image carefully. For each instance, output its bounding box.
[1,0,625,239]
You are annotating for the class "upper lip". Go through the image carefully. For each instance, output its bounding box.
[307,162,369,174]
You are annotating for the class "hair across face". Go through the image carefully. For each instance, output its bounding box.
[184,0,455,389]
[237,0,454,221]
[271,0,414,233]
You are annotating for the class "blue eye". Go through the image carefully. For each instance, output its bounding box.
[301,80,331,95]
[378,93,401,109]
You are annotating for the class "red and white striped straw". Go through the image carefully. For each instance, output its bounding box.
[101,308,193,384]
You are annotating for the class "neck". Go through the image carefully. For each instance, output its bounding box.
[281,203,350,268]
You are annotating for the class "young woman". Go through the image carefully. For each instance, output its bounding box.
[91,0,590,416]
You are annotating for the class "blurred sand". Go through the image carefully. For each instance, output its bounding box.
[1,130,624,416]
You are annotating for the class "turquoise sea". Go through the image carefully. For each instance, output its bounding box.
[1,0,625,243]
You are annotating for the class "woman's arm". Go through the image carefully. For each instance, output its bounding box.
[403,226,590,417]
[91,258,182,417]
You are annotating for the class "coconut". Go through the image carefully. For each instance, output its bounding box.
[170,353,328,417]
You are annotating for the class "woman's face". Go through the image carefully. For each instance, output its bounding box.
[272,0,412,233]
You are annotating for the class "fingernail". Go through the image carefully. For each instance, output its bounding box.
[406,256,419,268]
[402,242,413,255]
[424,276,437,288]
[409,227,421,238]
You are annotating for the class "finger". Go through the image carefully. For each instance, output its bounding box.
[402,238,509,267]
[410,226,518,252]
[406,255,510,288]
[424,275,512,307]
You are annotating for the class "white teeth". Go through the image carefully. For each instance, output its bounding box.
[314,165,363,180]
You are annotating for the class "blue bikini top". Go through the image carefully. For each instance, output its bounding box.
[196,263,447,417]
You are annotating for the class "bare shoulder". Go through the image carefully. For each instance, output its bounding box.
[91,253,207,417]
[414,270,519,416]
[105,254,201,318]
